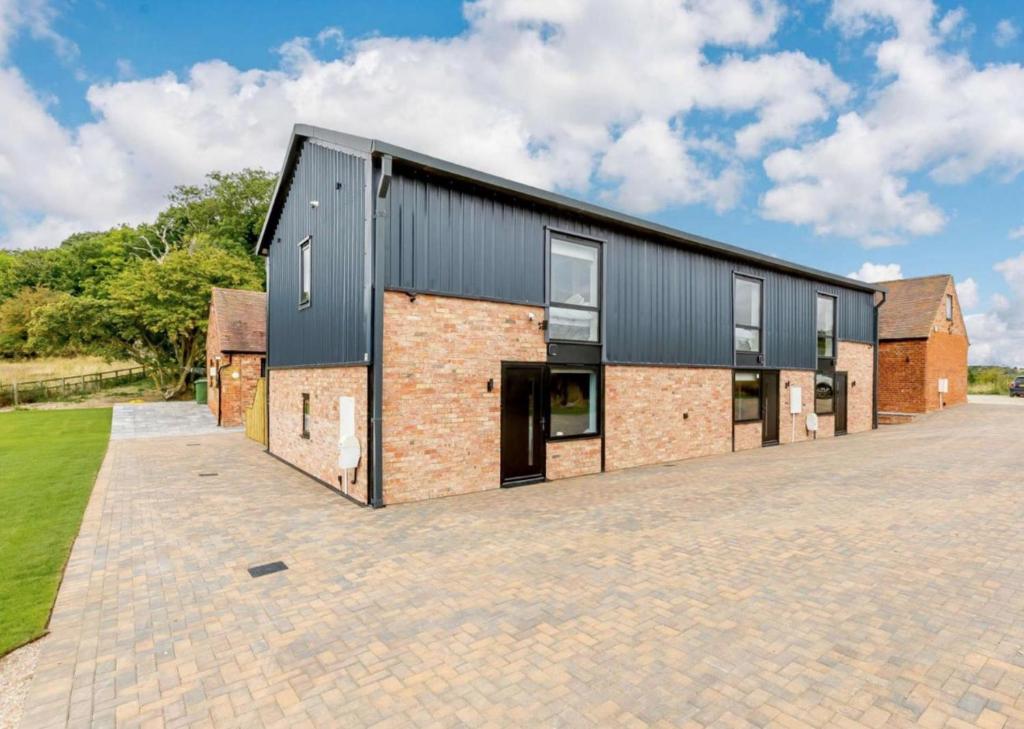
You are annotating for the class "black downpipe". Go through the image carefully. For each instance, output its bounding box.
[369,154,391,508]
[872,290,886,429]
[264,255,272,453]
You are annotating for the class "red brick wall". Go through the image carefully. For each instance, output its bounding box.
[546,438,602,480]
[779,370,815,444]
[215,354,263,427]
[924,278,969,410]
[269,366,369,503]
[837,342,874,433]
[879,339,928,412]
[604,366,732,470]
[733,421,762,451]
[382,292,546,504]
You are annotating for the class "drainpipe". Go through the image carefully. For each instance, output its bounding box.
[369,154,392,508]
[872,289,886,429]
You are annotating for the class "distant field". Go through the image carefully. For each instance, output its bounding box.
[0,356,137,385]
[0,408,112,657]
[968,365,1021,396]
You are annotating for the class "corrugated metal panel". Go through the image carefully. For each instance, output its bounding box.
[379,167,874,368]
[267,141,367,367]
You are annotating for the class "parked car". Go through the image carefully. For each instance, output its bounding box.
[1011,376,1024,397]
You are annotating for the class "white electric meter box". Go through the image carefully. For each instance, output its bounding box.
[337,396,361,469]
[789,386,802,415]
[938,378,949,393]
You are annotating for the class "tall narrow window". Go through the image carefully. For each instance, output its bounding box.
[548,236,600,342]
[299,237,311,308]
[945,294,953,321]
[816,294,836,358]
[734,275,762,355]
[548,367,599,438]
[815,371,835,415]
[734,371,762,422]
[301,393,311,438]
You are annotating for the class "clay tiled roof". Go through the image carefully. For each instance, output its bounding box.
[210,287,266,353]
[877,275,951,340]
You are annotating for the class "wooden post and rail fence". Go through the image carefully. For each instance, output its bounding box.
[0,366,147,407]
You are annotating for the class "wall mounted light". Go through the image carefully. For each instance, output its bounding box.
[310,200,319,208]
[487,378,494,393]
[683,412,689,420]
[785,381,790,389]
[852,380,857,387]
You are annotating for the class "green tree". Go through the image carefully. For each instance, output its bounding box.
[31,240,262,398]
[0,287,67,357]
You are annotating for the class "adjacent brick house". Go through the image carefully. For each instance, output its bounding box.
[255,125,883,507]
[877,274,969,414]
[206,287,266,427]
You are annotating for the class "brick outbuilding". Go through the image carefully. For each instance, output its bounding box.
[877,275,969,414]
[206,287,266,427]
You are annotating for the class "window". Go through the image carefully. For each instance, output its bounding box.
[815,371,834,415]
[548,236,600,342]
[945,294,953,321]
[299,237,311,307]
[548,367,598,437]
[734,276,762,354]
[816,294,836,358]
[301,393,311,438]
[734,371,762,422]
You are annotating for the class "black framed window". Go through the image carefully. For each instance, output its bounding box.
[301,393,311,438]
[734,371,762,422]
[548,236,600,343]
[734,275,762,355]
[816,294,836,358]
[548,367,599,438]
[945,294,953,320]
[299,236,311,308]
[815,371,834,414]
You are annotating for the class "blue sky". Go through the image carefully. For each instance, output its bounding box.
[1,0,1023,363]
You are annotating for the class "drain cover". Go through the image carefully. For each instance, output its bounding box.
[198,472,218,477]
[248,561,288,578]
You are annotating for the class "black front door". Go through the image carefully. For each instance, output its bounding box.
[835,371,848,435]
[762,370,780,445]
[501,364,545,485]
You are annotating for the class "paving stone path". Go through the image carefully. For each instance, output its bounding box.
[110,402,240,440]
[19,404,1024,728]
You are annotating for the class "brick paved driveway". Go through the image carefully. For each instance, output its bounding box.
[20,404,1024,728]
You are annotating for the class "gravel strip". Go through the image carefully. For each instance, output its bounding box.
[0,641,41,729]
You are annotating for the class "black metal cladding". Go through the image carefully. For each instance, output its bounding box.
[267,141,367,367]
[379,166,875,370]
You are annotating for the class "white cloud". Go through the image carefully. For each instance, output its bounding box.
[966,253,1024,366]
[761,0,1024,246]
[847,261,903,282]
[0,0,855,249]
[994,19,1019,47]
[1009,224,1024,240]
[955,276,978,309]
[0,0,76,62]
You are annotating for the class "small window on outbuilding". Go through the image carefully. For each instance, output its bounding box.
[299,237,311,308]
[301,393,311,438]
[945,294,953,321]
[734,371,762,422]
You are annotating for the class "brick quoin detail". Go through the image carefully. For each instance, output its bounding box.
[604,366,732,471]
[546,438,602,481]
[382,291,546,505]
[269,366,369,503]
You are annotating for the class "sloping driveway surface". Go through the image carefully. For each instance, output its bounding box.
[110,402,239,440]
[20,405,1024,728]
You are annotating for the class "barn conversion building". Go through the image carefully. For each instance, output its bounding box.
[206,287,266,427]
[256,125,883,507]
[876,275,969,415]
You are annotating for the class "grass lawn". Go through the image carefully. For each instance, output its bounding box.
[0,408,111,657]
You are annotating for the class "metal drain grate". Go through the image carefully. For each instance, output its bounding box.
[248,561,288,578]
[186,443,201,447]
[198,472,218,477]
